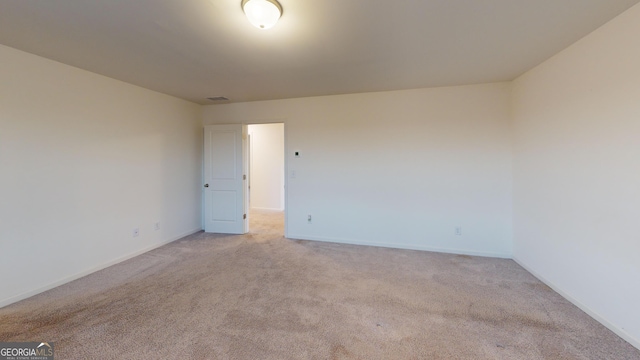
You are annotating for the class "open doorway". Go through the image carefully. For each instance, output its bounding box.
[247,123,285,235]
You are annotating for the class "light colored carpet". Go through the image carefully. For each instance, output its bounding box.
[1,210,638,359]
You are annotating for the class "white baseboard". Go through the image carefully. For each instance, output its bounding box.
[250,207,284,212]
[286,233,512,259]
[513,257,640,350]
[0,228,202,309]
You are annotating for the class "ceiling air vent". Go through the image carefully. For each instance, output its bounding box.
[207,96,229,102]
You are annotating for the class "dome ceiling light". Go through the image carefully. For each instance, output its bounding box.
[241,0,282,30]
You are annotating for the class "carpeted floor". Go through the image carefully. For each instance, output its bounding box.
[1,210,638,359]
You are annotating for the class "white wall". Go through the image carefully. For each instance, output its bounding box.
[248,124,285,211]
[512,3,640,348]
[204,83,513,257]
[0,45,203,307]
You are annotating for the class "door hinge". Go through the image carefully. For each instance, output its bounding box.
[243,174,246,180]
[243,214,247,219]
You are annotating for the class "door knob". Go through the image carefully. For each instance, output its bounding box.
[204,184,209,188]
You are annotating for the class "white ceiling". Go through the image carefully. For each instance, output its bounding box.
[1,0,638,104]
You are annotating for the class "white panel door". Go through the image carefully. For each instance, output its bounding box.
[204,124,247,234]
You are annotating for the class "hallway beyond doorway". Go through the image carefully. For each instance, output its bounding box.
[249,209,284,237]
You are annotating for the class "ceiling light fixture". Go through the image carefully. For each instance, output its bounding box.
[241,0,282,30]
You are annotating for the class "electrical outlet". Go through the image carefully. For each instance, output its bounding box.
[154,222,160,231]
[307,214,312,224]
[133,228,140,237]
[455,226,462,236]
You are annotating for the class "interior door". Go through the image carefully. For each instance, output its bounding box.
[204,124,247,234]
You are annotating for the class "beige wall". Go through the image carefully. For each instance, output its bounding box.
[512,3,640,347]
[248,124,285,211]
[204,83,514,257]
[0,45,203,306]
